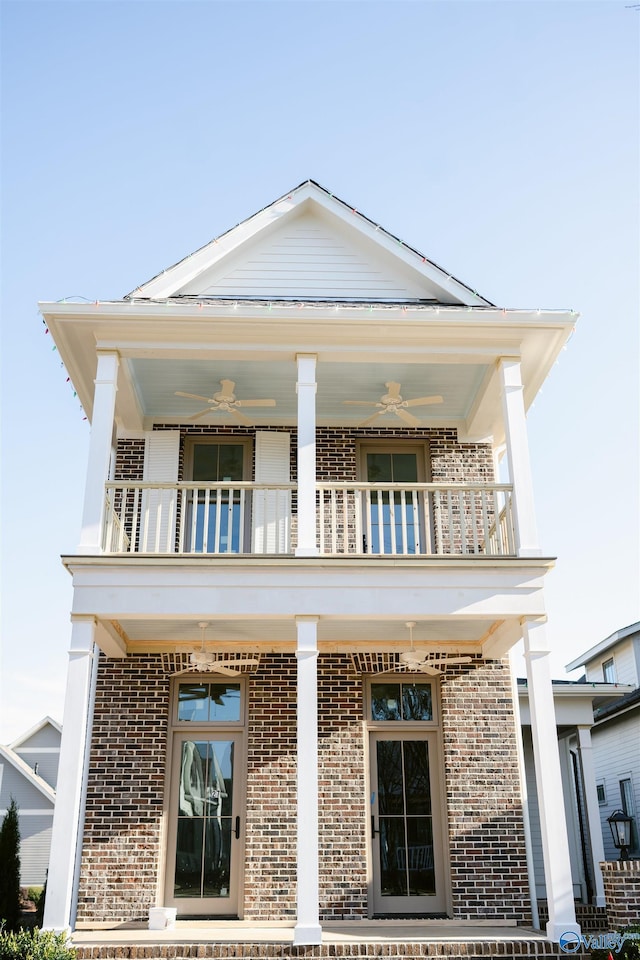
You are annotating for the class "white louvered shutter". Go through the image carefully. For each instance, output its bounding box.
[252,431,291,553]
[141,431,180,552]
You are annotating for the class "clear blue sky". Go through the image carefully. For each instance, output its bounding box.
[1,0,638,741]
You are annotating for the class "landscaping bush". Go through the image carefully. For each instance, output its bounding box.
[0,800,21,932]
[0,926,76,960]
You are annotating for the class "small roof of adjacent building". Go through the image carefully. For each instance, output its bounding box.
[565,620,640,672]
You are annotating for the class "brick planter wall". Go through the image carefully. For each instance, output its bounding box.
[601,859,640,927]
[440,658,530,922]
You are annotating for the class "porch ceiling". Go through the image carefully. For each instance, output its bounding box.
[106,615,506,654]
[126,357,488,428]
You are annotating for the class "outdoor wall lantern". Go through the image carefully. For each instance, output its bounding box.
[607,809,633,861]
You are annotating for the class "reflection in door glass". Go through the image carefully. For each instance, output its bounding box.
[174,740,234,899]
[376,739,435,899]
[371,683,432,721]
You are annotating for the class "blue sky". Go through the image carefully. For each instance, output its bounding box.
[1,0,638,741]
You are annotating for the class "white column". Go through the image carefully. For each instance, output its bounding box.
[293,616,322,945]
[523,619,580,942]
[43,617,98,932]
[498,358,540,557]
[78,351,119,553]
[576,725,607,906]
[295,354,318,557]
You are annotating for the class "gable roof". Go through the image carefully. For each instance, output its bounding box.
[0,744,56,805]
[9,716,62,751]
[565,620,640,672]
[126,180,494,307]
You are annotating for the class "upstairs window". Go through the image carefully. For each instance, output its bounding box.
[602,657,616,683]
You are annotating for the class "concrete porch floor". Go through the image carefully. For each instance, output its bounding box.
[69,919,574,959]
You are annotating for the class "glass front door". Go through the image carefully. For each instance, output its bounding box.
[186,442,246,553]
[167,733,243,915]
[370,732,445,914]
[364,450,423,554]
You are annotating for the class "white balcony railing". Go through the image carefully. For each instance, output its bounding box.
[102,482,515,557]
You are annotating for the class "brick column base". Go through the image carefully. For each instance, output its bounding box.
[600,860,640,928]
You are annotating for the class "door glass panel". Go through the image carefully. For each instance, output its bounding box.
[375,738,435,901]
[366,452,419,554]
[174,739,235,900]
[188,444,245,553]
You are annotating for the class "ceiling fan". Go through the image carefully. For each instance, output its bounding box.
[398,622,473,675]
[175,623,260,676]
[175,379,276,424]
[343,381,443,427]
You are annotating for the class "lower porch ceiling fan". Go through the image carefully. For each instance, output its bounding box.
[399,622,473,675]
[175,379,276,424]
[343,381,443,427]
[175,623,260,676]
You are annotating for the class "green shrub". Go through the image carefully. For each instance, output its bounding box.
[0,800,21,931]
[0,926,76,960]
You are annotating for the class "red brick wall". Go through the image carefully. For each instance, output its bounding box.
[440,658,531,922]
[77,653,529,924]
[601,859,640,927]
[76,654,170,922]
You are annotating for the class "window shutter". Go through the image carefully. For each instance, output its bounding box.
[252,431,291,553]
[140,431,180,552]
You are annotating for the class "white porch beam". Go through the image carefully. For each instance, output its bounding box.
[295,354,318,557]
[43,617,98,932]
[293,616,322,945]
[78,351,119,553]
[575,725,607,907]
[498,358,540,557]
[523,618,580,943]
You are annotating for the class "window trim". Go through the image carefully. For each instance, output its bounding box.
[171,676,247,729]
[602,657,616,683]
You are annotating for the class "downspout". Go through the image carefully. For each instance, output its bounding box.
[70,641,100,929]
[509,649,540,930]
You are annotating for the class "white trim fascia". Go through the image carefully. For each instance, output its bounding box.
[0,745,57,802]
[0,808,55,816]
[518,682,634,700]
[9,716,62,749]
[124,181,493,306]
[566,621,640,672]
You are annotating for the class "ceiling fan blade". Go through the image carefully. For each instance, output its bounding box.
[359,410,385,427]
[175,391,214,403]
[188,406,217,420]
[405,395,444,407]
[229,408,254,426]
[384,381,402,398]
[395,408,421,427]
[211,663,244,676]
[418,665,441,676]
[236,398,276,407]
[214,658,260,667]
[343,400,380,407]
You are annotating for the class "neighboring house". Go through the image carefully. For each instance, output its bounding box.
[518,678,632,915]
[42,180,583,945]
[0,717,61,885]
[566,621,640,861]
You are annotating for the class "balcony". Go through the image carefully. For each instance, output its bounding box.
[102,481,515,558]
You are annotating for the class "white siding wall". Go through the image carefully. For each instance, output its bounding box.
[591,713,640,859]
[180,212,433,300]
[14,752,59,790]
[585,638,639,685]
[16,814,54,886]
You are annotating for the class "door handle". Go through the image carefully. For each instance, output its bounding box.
[235,815,240,839]
[371,815,380,839]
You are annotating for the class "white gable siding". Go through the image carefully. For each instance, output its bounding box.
[17,814,54,886]
[592,712,640,859]
[16,724,61,749]
[0,763,51,810]
[179,212,439,301]
[14,752,59,790]
[585,638,638,685]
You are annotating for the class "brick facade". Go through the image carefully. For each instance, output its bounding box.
[440,659,531,922]
[77,652,529,925]
[600,859,640,928]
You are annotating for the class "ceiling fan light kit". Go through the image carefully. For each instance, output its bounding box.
[343,380,443,427]
[175,379,276,424]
